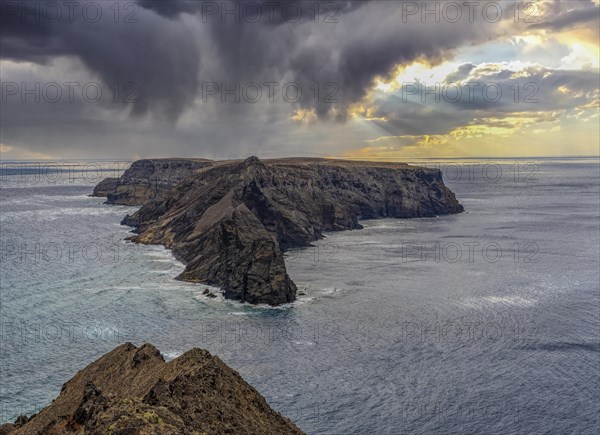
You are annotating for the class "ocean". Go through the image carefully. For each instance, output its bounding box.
[1,158,599,434]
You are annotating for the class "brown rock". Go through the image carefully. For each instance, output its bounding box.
[7,343,303,435]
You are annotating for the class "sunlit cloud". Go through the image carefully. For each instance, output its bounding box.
[0,143,55,160]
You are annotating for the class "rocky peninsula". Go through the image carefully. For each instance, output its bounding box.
[93,157,463,305]
[0,343,303,434]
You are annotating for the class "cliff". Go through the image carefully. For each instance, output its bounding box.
[0,343,303,435]
[91,177,119,197]
[93,158,213,205]
[96,157,463,305]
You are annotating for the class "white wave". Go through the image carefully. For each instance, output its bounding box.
[145,251,172,258]
[111,286,144,290]
[162,351,182,361]
[482,295,537,307]
[318,287,342,296]
[292,340,316,346]
[0,207,119,221]
[192,286,226,303]
[461,295,537,308]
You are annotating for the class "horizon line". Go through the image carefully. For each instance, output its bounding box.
[1,155,600,163]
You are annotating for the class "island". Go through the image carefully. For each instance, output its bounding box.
[0,343,303,434]
[93,157,463,305]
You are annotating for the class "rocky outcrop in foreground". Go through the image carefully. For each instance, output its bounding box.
[0,343,303,435]
[96,157,463,305]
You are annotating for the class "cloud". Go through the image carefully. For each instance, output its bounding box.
[0,0,598,158]
[1,0,511,122]
[530,2,600,31]
[0,142,54,160]
[362,62,598,124]
[0,0,200,120]
[343,59,599,157]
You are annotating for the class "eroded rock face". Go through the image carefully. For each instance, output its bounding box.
[178,203,297,305]
[99,157,463,305]
[0,343,303,435]
[90,177,118,198]
[103,158,214,205]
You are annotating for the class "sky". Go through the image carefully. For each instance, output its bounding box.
[0,0,599,160]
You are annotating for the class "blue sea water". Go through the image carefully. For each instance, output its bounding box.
[0,159,599,434]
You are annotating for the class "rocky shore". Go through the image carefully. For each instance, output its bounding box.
[94,157,463,305]
[0,343,303,434]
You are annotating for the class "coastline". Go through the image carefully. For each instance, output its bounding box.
[94,156,463,306]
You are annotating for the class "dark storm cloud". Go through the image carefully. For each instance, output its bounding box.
[138,0,366,23]
[157,0,501,121]
[137,0,200,17]
[0,0,507,123]
[0,0,200,120]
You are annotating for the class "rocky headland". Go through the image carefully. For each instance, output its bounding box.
[100,159,214,206]
[93,157,463,305]
[91,177,119,198]
[0,343,302,435]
